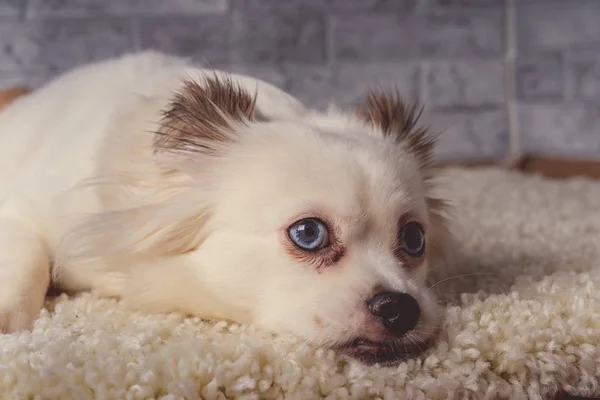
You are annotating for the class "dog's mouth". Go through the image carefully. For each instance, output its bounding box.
[334,337,431,366]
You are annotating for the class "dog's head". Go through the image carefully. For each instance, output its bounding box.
[71,76,454,365]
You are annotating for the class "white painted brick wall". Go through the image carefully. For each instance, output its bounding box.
[0,0,599,158]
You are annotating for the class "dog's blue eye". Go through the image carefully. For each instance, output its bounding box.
[288,218,329,251]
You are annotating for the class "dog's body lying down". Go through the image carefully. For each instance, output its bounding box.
[0,51,452,365]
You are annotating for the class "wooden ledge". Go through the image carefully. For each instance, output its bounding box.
[0,86,30,111]
[436,154,600,180]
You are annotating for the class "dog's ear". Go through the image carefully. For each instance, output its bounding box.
[59,76,258,264]
[154,75,257,155]
[355,90,454,272]
[59,194,212,264]
[90,76,254,258]
[355,90,436,170]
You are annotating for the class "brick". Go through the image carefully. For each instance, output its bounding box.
[0,20,134,72]
[140,16,232,65]
[236,0,419,12]
[232,10,326,64]
[567,49,600,102]
[429,0,504,6]
[430,109,509,158]
[26,0,125,17]
[332,13,419,62]
[0,71,51,89]
[125,0,227,14]
[283,66,337,109]
[516,52,564,102]
[0,0,20,17]
[26,0,226,18]
[419,7,504,58]
[426,60,504,108]
[520,104,600,155]
[337,62,420,105]
[0,23,36,71]
[285,63,420,109]
[335,63,421,106]
[333,8,503,62]
[518,1,600,52]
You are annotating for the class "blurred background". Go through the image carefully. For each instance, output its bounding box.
[0,0,598,161]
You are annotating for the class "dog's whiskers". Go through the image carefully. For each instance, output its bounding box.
[406,334,426,357]
[427,272,497,292]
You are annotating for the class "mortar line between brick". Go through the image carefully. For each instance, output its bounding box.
[19,0,27,21]
[130,17,141,52]
[324,13,335,67]
[419,60,428,104]
[505,0,521,157]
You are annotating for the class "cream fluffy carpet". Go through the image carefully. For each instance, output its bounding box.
[1,168,599,400]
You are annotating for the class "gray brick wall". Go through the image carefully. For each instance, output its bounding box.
[0,0,599,160]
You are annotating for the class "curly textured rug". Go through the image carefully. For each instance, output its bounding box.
[0,168,599,400]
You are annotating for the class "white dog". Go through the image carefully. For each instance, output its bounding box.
[0,52,453,365]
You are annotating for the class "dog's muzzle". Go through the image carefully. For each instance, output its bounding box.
[335,292,428,365]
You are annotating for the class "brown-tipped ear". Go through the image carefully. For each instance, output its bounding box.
[155,75,257,154]
[355,90,436,169]
[356,91,453,270]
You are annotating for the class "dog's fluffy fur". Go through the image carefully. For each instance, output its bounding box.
[0,52,453,365]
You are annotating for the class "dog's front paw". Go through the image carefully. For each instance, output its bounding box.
[0,302,41,334]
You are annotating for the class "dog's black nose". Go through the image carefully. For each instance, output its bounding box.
[367,292,421,337]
